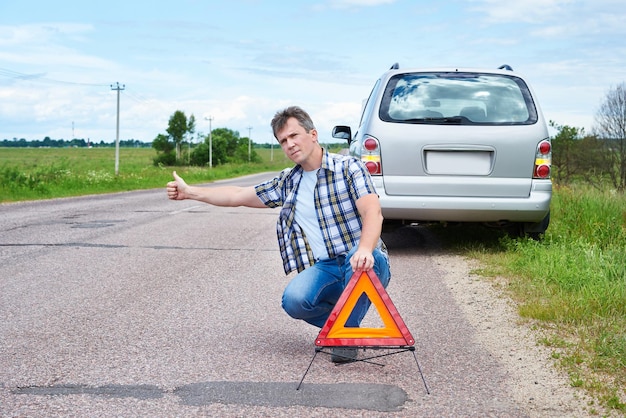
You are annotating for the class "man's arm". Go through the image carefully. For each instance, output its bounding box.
[350,193,384,271]
[166,171,267,208]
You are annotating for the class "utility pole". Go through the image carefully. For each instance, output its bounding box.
[205,116,213,168]
[247,126,252,162]
[110,82,125,175]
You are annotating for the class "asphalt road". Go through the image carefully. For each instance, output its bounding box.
[1,173,531,417]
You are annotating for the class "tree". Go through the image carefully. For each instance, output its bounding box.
[593,82,626,192]
[574,134,609,189]
[190,128,239,166]
[166,110,195,161]
[152,110,196,165]
[550,121,582,184]
[187,114,196,141]
[152,133,176,166]
[550,121,609,188]
[152,133,173,153]
[235,135,261,163]
[190,128,260,166]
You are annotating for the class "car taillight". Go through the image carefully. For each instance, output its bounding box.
[361,136,381,175]
[364,138,378,151]
[539,141,551,155]
[534,140,551,179]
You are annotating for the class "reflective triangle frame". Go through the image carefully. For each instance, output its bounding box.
[315,269,415,347]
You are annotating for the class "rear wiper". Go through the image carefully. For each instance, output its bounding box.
[403,116,465,124]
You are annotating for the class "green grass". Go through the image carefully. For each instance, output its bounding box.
[0,147,292,202]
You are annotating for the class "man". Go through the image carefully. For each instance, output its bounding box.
[167,106,390,362]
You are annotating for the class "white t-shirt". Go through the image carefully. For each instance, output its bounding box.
[294,169,329,260]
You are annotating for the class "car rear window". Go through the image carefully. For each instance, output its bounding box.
[379,72,538,125]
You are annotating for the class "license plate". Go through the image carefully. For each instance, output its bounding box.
[425,151,493,175]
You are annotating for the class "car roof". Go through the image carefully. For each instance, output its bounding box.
[382,64,525,78]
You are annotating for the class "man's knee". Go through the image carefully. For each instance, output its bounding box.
[281,286,303,318]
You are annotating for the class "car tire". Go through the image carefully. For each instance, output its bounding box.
[521,211,550,240]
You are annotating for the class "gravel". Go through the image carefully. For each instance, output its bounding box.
[437,254,611,417]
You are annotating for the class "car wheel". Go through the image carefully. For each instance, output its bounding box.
[521,211,551,240]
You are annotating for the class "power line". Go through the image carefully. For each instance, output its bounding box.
[0,67,108,87]
[123,87,153,104]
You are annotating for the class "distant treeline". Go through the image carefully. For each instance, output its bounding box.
[1,138,151,148]
[1,138,347,150]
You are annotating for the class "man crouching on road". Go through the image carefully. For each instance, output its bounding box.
[166,106,391,362]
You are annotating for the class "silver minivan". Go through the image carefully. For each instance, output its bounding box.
[333,64,552,238]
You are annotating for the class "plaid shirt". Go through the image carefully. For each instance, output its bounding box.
[255,149,380,275]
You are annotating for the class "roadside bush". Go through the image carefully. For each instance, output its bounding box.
[153,152,176,166]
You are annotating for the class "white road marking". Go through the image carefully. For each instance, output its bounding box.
[169,205,203,215]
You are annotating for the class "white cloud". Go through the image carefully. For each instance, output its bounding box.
[323,0,396,9]
[466,0,573,24]
[0,23,93,46]
[332,0,395,4]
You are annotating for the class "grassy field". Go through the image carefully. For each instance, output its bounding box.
[1,147,625,414]
[0,147,292,202]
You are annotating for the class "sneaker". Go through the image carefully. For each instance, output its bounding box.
[330,347,358,363]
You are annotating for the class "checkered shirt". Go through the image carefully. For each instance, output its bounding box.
[255,149,379,275]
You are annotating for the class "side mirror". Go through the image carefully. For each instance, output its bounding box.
[332,125,352,144]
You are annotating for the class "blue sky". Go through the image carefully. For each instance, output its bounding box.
[1,0,624,144]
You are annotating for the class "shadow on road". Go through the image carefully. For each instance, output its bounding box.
[382,224,508,257]
[382,225,442,254]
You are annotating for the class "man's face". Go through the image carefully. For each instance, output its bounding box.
[276,117,318,168]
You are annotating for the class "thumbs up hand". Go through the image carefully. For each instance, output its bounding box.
[166,171,189,200]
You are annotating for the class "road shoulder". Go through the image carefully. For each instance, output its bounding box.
[437,254,602,417]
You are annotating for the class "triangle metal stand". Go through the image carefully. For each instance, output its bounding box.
[296,345,430,393]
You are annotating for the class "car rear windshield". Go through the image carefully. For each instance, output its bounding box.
[379,72,538,125]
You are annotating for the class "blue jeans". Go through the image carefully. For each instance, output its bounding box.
[281,247,391,328]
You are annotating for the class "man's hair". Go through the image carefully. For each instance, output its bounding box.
[270,106,316,139]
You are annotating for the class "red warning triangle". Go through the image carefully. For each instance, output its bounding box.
[315,269,415,347]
